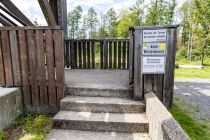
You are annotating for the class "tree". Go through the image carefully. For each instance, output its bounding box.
[86,7,98,38]
[105,8,118,38]
[129,0,145,26]
[117,9,135,38]
[67,6,83,39]
[191,0,210,64]
[145,0,176,25]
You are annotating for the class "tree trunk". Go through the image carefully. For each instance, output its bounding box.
[189,33,193,61]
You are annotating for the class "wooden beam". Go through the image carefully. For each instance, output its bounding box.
[1,0,34,26]
[0,5,27,26]
[56,0,68,38]
[38,0,57,26]
[0,13,17,26]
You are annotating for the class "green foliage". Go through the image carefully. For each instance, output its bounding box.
[105,8,118,38]
[169,103,210,140]
[145,0,176,25]
[23,114,52,136]
[176,47,188,61]
[0,130,4,140]
[68,6,83,39]
[86,7,98,38]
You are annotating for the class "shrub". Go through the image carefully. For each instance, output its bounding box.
[0,130,4,140]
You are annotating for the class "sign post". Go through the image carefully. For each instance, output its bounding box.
[130,25,178,108]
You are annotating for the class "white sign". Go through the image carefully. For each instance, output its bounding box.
[142,42,166,55]
[142,56,165,74]
[143,29,167,42]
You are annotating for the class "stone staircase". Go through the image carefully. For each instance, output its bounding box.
[47,70,150,140]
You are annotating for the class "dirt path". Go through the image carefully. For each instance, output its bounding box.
[174,78,210,124]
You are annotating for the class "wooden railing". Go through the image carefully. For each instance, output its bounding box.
[64,39,130,69]
[0,27,64,109]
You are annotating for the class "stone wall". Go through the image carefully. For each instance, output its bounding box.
[0,87,23,129]
[145,92,189,140]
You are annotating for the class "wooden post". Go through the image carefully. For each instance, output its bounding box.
[133,29,143,100]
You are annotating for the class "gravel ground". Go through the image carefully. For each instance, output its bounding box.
[174,78,210,124]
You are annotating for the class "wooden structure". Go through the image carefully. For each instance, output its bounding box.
[129,26,178,108]
[0,27,64,111]
[64,39,130,69]
[0,0,178,111]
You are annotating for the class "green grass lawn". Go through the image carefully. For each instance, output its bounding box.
[169,103,210,140]
[175,66,210,79]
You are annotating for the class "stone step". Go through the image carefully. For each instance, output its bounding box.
[46,129,151,140]
[66,86,131,98]
[53,111,149,133]
[60,96,145,113]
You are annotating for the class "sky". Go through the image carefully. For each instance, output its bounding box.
[6,0,186,26]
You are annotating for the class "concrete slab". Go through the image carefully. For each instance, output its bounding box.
[53,111,148,133]
[47,130,151,140]
[61,96,145,113]
[65,69,129,90]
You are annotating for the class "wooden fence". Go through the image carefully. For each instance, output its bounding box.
[0,27,64,108]
[64,39,130,69]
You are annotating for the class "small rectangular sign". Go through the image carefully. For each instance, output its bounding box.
[142,56,165,74]
[142,42,166,55]
[143,29,167,42]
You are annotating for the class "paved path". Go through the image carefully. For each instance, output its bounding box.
[174,78,210,123]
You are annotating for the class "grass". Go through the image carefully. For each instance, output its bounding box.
[3,114,52,140]
[169,103,210,140]
[175,66,210,79]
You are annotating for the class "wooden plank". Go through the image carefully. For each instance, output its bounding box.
[83,42,86,69]
[129,31,134,85]
[45,30,57,106]
[87,42,91,68]
[0,32,5,86]
[65,42,70,68]
[1,30,13,86]
[118,41,122,69]
[91,42,95,69]
[143,74,154,93]
[0,15,14,26]
[163,28,177,108]
[154,75,163,101]
[0,13,17,26]
[104,40,108,69]
[1,0,34,26]
[133,29,143,100]
[122,41,126,69]
[0,5,27,26]
[127,41,129,69]
[18,30,31,105]
[36,30,48,106]
[100,42,104,69]
[54,30,64,106]
[108,42,112,69]
[38,0,57,26]
[0,26,61,30]
[9,30,21,86]
[27,30,39,106]
[78,42,82,68]
[74,41,78,68]
[113,42,117,69]
[70,41,75,68]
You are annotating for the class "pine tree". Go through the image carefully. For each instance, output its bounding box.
[86,7,98,38]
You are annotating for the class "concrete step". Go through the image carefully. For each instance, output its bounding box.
[46,129,151,140]
[53,111,149,133]
[60,96,145,113]
[66,86,132,98]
